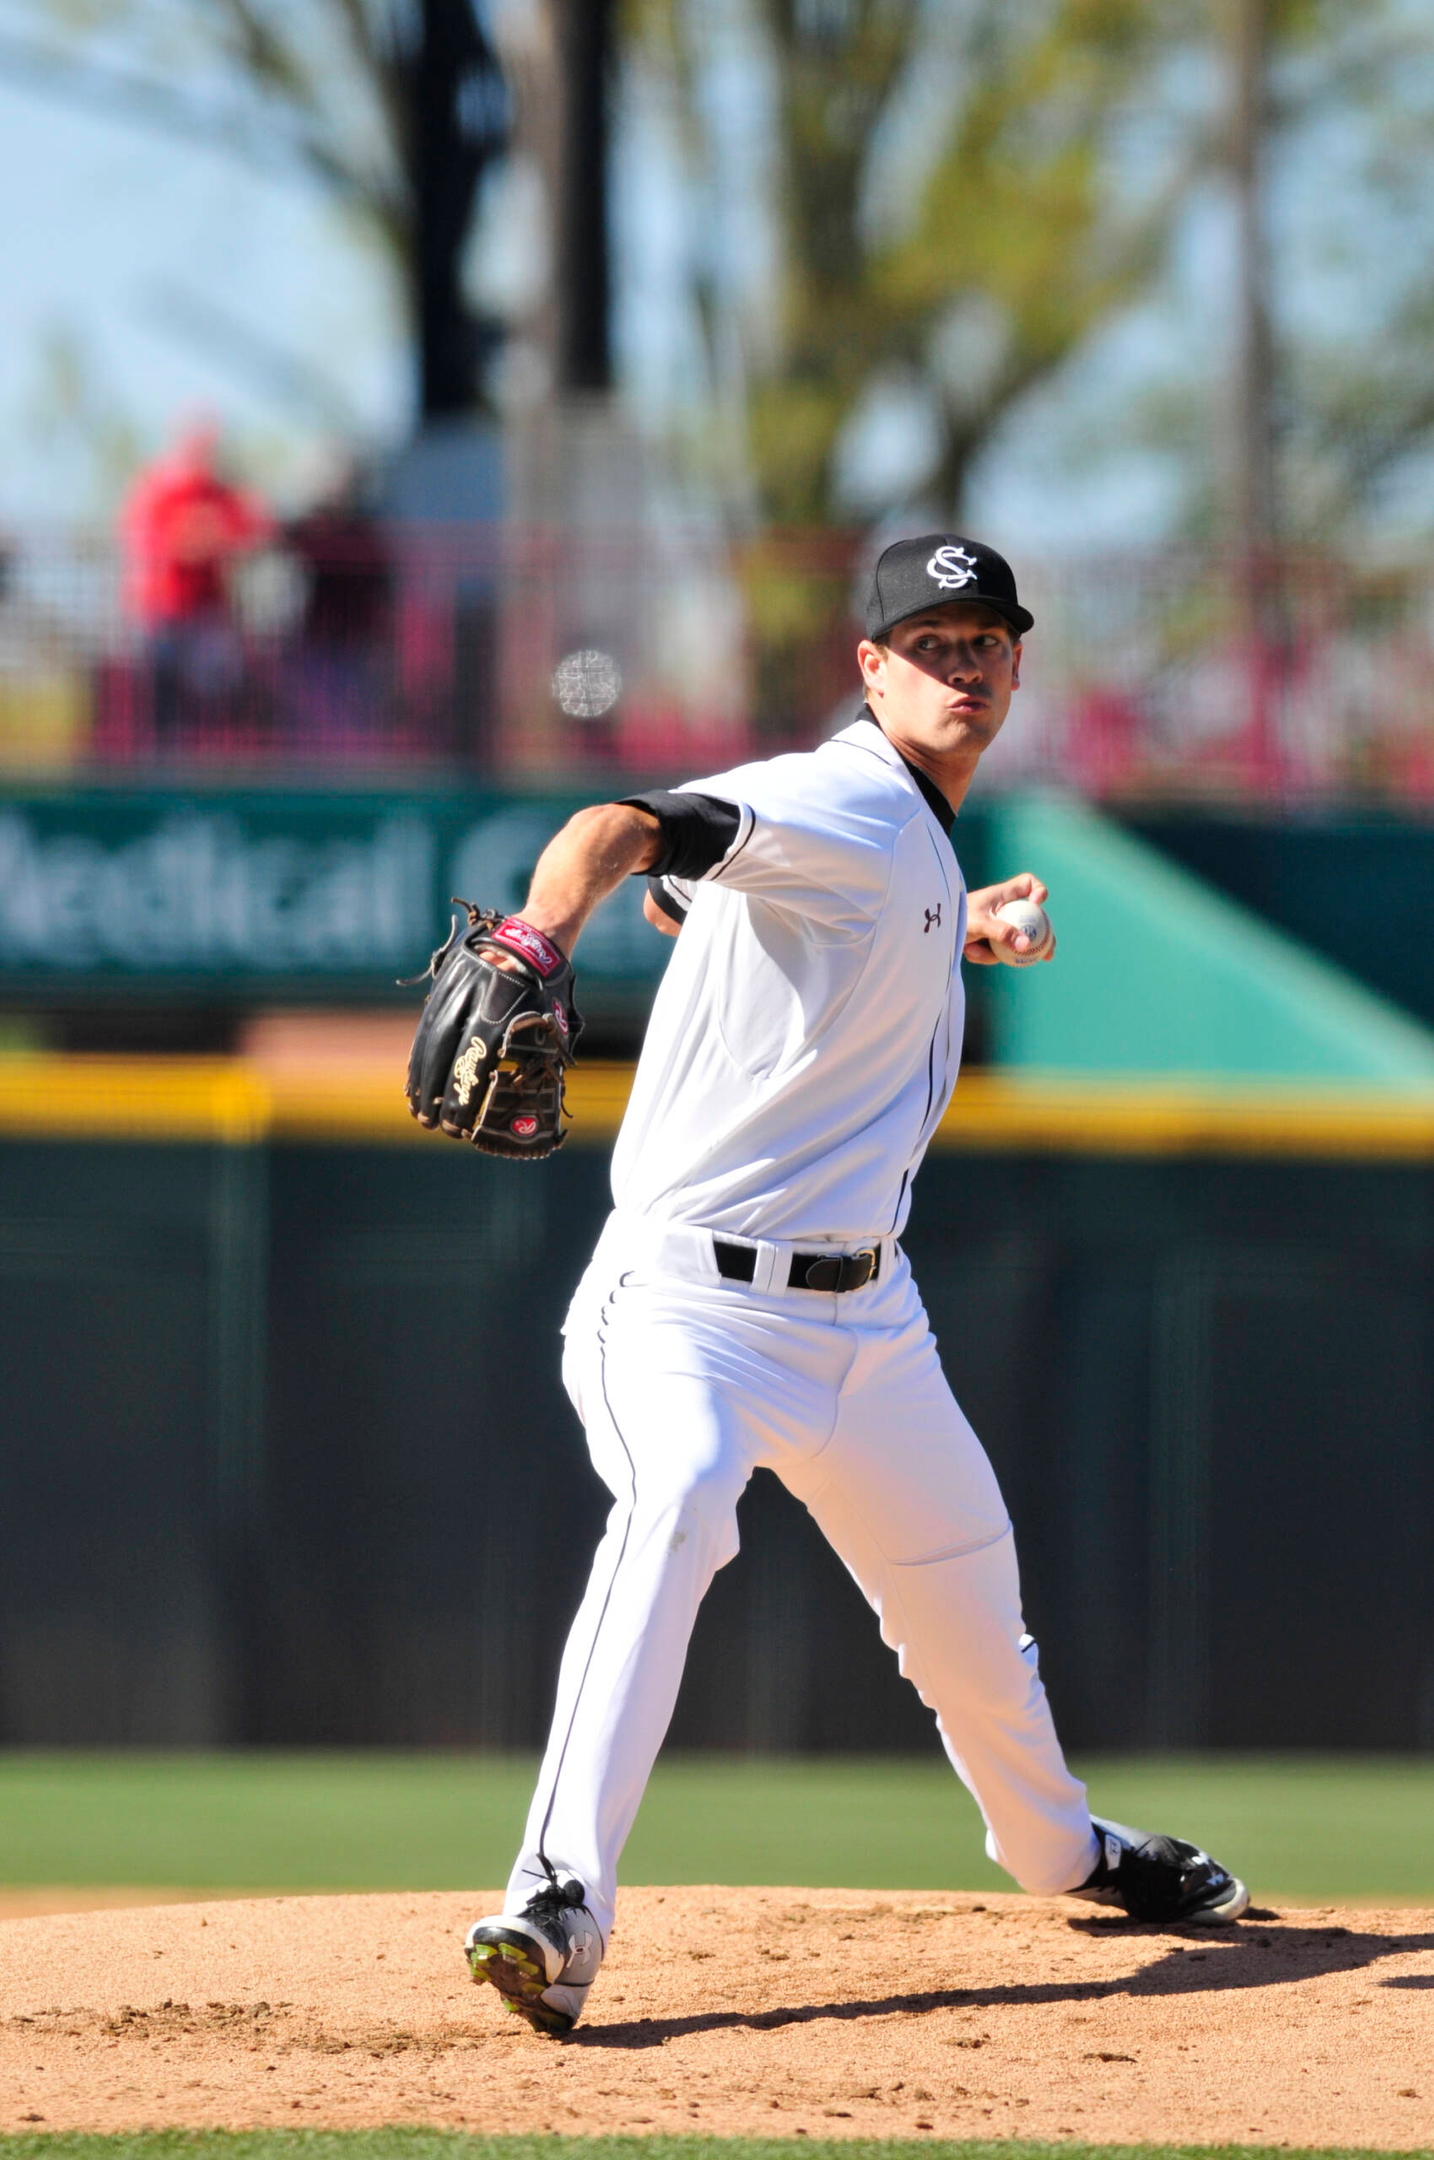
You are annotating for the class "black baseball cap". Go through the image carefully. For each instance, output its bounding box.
[864,533,1033,642]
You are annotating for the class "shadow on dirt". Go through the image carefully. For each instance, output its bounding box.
[567,1918,1434,2050]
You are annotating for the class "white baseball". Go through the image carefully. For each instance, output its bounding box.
[991,897,1053,966]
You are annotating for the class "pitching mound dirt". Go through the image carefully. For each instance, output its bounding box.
[2,1887,1432,2145]
[0,1891,261,1921]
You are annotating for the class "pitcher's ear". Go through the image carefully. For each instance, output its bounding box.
[857,637,888,690]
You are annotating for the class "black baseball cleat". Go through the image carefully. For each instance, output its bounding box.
[1071,1816,1249,1924]
[464,1874,604,2034]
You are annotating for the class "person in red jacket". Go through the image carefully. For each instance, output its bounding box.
[119,420,271,749]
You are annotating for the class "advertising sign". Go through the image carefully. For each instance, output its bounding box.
[0,790,667,1009]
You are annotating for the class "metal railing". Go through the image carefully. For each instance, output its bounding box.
[2,524,1432,800]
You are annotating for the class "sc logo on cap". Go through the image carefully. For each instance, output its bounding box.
[926,544,978,591]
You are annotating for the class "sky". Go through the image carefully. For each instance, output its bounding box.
[0,3,1426,555]
[0,68,408,522]
[0,0,1181,545]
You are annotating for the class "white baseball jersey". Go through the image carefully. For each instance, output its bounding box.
[500,713,1099,1980]
[609,715,967,1244]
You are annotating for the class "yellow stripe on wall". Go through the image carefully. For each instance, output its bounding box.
[0,1057,272,1143]
[0,1058,641,1146]
[4,1054,1434,1160]
[933,1071,1434,1160]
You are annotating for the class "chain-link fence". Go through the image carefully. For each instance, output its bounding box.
[2,523,1431,800]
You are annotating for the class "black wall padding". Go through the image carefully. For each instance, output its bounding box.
[1,1138,1430,1750]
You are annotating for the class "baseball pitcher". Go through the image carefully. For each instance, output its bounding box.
[407,534,1248,2034]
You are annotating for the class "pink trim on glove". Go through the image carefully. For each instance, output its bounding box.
[493,916,563,977]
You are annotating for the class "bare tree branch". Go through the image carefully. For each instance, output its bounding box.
[0,11,409,255]
[0,27,301,170]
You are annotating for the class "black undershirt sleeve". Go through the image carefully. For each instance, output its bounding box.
[618,790,742,880]
[645,875,690,926]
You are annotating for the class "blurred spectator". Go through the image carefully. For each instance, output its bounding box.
[119,420,271,749]
[282,450,394,750]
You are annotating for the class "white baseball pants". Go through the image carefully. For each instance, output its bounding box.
[506,1213,1099,1944]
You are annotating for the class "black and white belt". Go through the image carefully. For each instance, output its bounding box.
[712,1237,882,1294]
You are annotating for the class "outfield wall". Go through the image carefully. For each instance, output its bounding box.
[3,1063,1432,1755]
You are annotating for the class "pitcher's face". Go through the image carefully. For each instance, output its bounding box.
[858,601,1021,764]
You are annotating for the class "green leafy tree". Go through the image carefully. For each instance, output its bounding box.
[1021,0,1434,554]
[1272,0,1434,542]
[630,0,1206,730]
[635,0,1200,529]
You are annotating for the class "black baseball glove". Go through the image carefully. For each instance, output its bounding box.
[405,902,582,1158]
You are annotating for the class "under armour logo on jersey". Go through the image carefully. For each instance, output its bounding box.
[926,543,978,592]
[924,905,942,933]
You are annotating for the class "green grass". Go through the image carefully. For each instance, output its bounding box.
[0,2141,1424,2160]
[0,1752,1432,1904]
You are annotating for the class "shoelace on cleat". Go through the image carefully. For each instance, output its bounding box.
[525,1874,587,1927]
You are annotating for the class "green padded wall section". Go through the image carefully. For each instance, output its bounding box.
[973,795,1434,1078]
